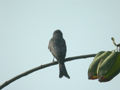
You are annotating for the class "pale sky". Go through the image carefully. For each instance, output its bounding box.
[0,0,120,90]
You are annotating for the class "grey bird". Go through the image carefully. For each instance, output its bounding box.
[48,30,70,79]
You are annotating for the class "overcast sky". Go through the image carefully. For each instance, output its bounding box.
[0,0,120,90]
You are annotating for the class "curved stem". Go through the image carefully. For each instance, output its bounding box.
[0,54,96,90]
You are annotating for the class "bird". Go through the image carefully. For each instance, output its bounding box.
[48,30,70,79]
[111,37,120,52]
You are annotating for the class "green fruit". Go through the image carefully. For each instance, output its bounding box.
[88,51,111,79]
[98,51,120,82]
[96,51,112,75]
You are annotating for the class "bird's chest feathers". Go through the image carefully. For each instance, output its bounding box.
[53,39,63,48]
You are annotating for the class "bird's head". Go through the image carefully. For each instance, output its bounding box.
[53,29,63,38]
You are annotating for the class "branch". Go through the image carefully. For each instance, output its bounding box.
[0,54,96,90]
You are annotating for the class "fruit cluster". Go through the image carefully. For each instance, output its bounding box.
[88,51,120,82]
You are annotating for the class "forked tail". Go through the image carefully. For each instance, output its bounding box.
[59,63,70,79]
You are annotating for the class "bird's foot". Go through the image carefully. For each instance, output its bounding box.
[52,58,55,62]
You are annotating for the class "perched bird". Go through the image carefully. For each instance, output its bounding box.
[48,30,70,79]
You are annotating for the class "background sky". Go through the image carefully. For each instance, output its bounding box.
[0,0,120,90]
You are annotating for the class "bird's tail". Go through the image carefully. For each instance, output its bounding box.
[59,63,70,79]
